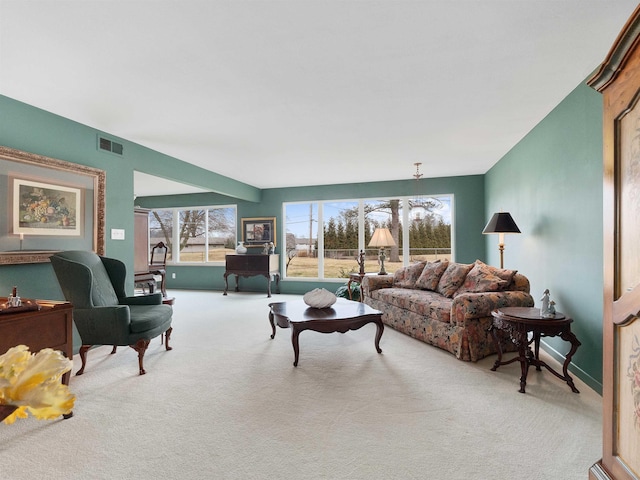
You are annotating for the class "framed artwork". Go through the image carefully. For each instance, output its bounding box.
[12,177,83,236]
[241,217,276,246]
[0,145,105,265]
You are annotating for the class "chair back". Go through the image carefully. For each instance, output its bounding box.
[150,242,167,268]
[50,251,120,308]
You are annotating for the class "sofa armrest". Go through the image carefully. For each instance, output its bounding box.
[451,290,535,326]
[361,274,393,297]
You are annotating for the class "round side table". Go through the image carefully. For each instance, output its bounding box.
[489,307,581,394]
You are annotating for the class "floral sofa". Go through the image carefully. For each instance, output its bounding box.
[362,259,534,361]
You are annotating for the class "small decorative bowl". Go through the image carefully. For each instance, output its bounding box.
[303,288,337,309]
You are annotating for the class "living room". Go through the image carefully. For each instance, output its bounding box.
[1,2,639,478]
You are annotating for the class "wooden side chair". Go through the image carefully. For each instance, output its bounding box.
[149,241,168,298]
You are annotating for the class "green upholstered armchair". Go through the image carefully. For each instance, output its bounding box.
[50,250,173,376]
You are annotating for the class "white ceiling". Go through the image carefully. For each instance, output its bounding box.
[1,1,637,197]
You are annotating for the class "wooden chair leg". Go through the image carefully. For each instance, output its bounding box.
[129,338,150,375]
[164,327,173,351]
[111,345,117,354]
[76,345,92,375]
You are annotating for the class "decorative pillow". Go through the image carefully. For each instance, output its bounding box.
[415,260,449,291]
[392,261,427,288]
[473,260,517,287]
[454,262,509,297]
[436,262,473,298]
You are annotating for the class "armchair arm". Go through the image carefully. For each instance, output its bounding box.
[361,274,393,298]
[120,293,163,305]
[451,290,535,326]
[72,305,132,345]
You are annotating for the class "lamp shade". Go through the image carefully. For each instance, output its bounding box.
[368,227,396,247]
[482,212,521,234]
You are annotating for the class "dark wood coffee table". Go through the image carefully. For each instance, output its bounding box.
[490,307,581,394]
[268,298,384,366]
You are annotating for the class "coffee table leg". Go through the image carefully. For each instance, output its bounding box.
[291,326,301,367]
[269,311,276,339]
[374,318,384,354]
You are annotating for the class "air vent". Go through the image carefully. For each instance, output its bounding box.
[98,135,124,156]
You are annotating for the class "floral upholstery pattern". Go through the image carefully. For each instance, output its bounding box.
[437,262,473,298]
[392,261,427,288]
[362,268,534,362]
[473,260,517,286]
[415,260,449,291]
[454,262,508,297]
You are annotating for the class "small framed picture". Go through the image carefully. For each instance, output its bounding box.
[241,217,276,246]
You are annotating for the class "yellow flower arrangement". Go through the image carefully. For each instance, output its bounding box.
[0,345,75,424]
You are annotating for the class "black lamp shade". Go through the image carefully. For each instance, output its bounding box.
[482,212,521,234]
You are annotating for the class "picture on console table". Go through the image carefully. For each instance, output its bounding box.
[241,217,276,246]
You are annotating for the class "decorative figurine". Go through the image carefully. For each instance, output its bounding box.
[540,289,550,317]
[269,242,275,254]
[8,286,21,308]
[356,250,366,275]
[548,301,556,316]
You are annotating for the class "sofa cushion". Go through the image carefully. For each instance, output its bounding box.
[370,287,453,323]
[454,262,509,297]
[415,260,449,290]
[392,261,427,288]
[437,262,473,298]
[473,260,517,287]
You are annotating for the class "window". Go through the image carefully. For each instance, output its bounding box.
[148,206,236,263]
[283,195,452,280]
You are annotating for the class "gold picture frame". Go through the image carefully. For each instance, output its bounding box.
[0,145,105,265]
[241,217,276,246]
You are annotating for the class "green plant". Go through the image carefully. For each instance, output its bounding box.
[335,282,360,302]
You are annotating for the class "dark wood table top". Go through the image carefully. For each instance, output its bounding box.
[269,297,381,323]
[493,306,570,325]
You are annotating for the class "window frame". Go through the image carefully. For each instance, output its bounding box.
[148,204,237,265]
[282,194,453,281]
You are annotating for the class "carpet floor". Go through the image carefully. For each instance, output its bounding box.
[0,290,602,479]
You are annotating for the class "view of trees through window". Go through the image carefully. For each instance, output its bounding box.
[284,196,452,279]
[149,206,236,263]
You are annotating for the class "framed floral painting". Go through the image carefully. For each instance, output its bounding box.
[12,177,83,236]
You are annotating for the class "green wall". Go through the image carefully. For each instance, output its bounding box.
[0,95,260,299]
[484,81,604,392]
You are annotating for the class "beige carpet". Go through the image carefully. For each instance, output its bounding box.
[0,290,602,480]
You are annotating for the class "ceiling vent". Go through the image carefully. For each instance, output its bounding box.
[98,135,124,156]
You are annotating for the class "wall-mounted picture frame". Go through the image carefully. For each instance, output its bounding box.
[12,177,83,236]
[241,217,276,246]
[0,145,106,265]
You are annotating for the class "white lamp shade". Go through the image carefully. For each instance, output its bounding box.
[368,227,396,247]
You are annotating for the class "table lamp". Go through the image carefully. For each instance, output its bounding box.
[482,212,521,268]
[368,227,396,275]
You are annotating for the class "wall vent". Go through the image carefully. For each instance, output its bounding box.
[98,135,124,156]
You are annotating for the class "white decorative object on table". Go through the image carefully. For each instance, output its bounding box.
[303,288,337,309]
[540,289,550,316]
[236,242,247,254]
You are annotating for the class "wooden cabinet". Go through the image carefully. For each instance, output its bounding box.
[223,254,280,297]
[134,208,150,275]
[588,6,640,480]
[0,300,74,386]
[133,208,156,291]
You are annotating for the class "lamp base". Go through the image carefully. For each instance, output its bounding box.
[377,248,387,275]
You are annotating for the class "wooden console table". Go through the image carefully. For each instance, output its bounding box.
[223,254,280,297]
[0,299,74,388]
